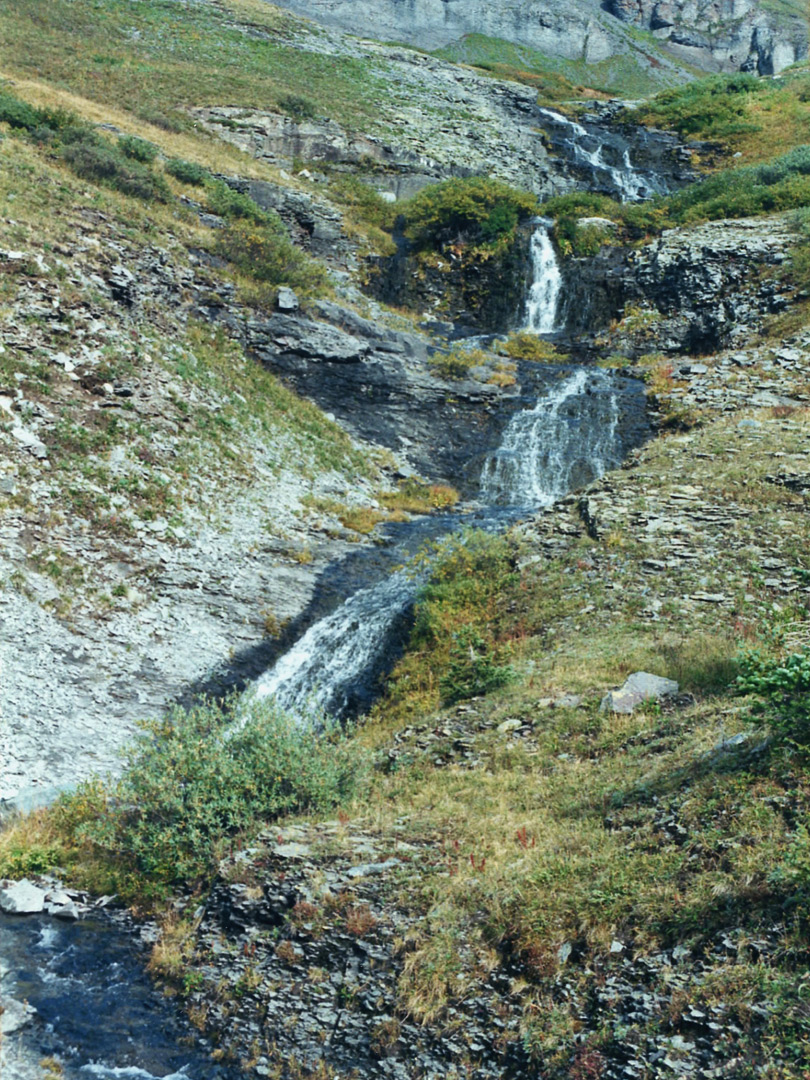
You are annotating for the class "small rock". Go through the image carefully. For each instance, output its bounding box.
[0,997,36,1034]
[276,287,300,313]
[273,842,312,860]
[497,718,522,733]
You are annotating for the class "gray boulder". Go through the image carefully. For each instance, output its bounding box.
[0,879,46,914]
[600,671,679,714]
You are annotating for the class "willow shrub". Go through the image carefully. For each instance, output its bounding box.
[402,176,537,251]
[216,218,329,296]
[63,698,366,893]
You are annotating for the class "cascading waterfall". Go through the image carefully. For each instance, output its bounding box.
[479,368,620,507]
[524,221,562,333]
[253,567,416,718]
[537,107,656,202]
[251,370,625,720]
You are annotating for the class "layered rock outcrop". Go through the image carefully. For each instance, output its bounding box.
[276,0,807,74]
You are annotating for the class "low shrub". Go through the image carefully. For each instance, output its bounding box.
[737,647,810,752]
[165,157,211,186]
[429,346,490,380]
[0,90,41,130]
[327,175,397,232]
[0,89,77,136]
[278,94,317,122]
[498,332,565,363]
[204,178,275,223]
[118,134,159,163]
[403,176,537,251]
[62,697,366,892]
[215,218,329,296]
[378,479,460,513]
[440,625,516,704]
[60,128,170,201]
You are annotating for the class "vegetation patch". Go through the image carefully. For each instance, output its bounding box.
[402,177,537,253]
[0,698,366,901]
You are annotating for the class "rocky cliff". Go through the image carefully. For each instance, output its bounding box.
[276,0,807,74]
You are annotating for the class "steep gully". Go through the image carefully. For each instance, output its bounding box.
[2,118,658,1076]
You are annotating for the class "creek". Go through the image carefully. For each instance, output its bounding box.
[2,107,661,1079]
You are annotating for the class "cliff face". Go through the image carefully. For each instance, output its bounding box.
[276,0,807,74]
[606,0,808,74]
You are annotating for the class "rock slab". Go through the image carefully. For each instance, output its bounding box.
[600,671,680,714]
[0,879,46,914]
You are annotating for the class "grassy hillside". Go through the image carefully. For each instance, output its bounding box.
[435,31,696,100]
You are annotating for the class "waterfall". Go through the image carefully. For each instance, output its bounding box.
[524,222,562,333]
[253,568,416,718]
[537,107,655,203]
[479,369,621,508]
[250,368,628,721]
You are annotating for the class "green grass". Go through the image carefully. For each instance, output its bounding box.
[0,0,388,133]
[433,31,692,100]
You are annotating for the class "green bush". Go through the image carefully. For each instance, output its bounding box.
[118,134,158,163]
[165,157,211,185]
[278,94,317,122]
[428,345,490,380]
[327,175,397,231]
[67,697,366,889]
[440,626,516,704]
[0,89,77,136]
[403,176,537,251]
[737,647,810,752]
[215,218,329,295]
[0,90,41,130]
[61,128,170,201]
[629,72,763,140]
[204,178,276,223]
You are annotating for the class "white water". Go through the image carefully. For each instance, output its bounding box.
[480,368,621,508]
[537,107,652,202]
[252,369,625,718]
[524,222,562,333]
[253,567,416,717]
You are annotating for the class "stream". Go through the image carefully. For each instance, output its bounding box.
[3,109,661,1078]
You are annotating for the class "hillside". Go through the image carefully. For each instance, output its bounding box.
[3,1,810,1079]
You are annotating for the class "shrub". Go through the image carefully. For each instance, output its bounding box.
[429,345,490,380]
[65,697,366,891]
[439,626,516,704]
[61,128,170,201]
[165,157,211,186]
[118,134,158,163]
[0,89,77,136]
[628,72,763,141]
[403,176,537,251]
[327,175,397,231]
[0,90,41,130]
[737,647,810,752]
[278,94,317,122]
[498,332,565,363]
[203,178,275,223]
[215,218,329,296]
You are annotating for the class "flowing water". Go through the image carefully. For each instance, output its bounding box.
[0,913,237,1080]
[524,221,562,333]
[480,368,620,507]
[251,368,633,721]
[537,107,665,202]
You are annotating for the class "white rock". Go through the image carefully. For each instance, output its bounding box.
[0,879,46,914]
